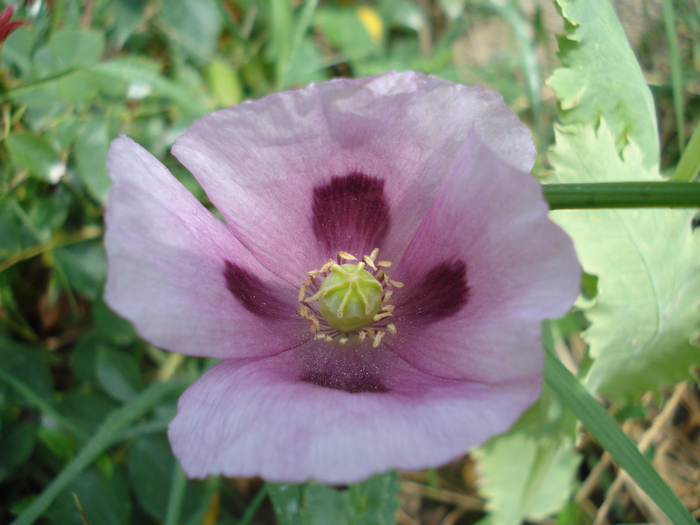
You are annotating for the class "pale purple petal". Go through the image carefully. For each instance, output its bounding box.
[104,137,307,359]
[168,347,540,484]
[388,130,580,381]
[172,71,535,281]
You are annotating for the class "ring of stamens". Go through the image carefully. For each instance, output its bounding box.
[298,248,402,348]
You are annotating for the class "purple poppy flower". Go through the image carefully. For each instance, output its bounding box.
[104,71,580,484]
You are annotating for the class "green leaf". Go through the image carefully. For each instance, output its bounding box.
[53,240,106,300]
[55,391,115,436]
[37,426,76,461]
[268,484,303,525]
[92,298,137,346]
[6,133,65,184]
[157,0,222,61]
[0,422,38,482]
[127,434,175,520]
[204,58,243,108]
[10,379,188,525]
[47,29,105,73]
[75,118,112,203]
[474,385,579,525]
[96,347,141,402]
[127,434,206,523]
[313,7,377,59]
[91,57,209,115]
[269,472,400,525]
[548,0,659,169]
[346,471,400,525]
[548,121,700,399]
[113,0,148,47]
[0,338,53,403]
[1,26,35,74]
[55,70,98,107]
[476,434,579,525]
[48,466,132,525]
[544,350,696,525]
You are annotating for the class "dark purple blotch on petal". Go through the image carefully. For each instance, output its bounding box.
[302,369,389,393]
[223,261,290,320]
[312,173,390,254]
[399,260,469,322]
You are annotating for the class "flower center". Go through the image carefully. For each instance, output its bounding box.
[298,248,402,347]
[317,263,383,332]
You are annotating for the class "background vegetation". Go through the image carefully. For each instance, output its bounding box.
[0,0,698,524]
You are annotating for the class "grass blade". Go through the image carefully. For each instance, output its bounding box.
[673,118,700,181]
[543,350,695,525]
[10,379,188,525]
[662,0,685,152]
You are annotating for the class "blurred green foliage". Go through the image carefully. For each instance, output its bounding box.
[0,0,698,524]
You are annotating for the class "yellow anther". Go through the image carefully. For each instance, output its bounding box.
[298,248,402,346]
[371,330,384,349]
[298,305,310,318]
[319,259,335,273]
[309,314,321,332]
[373,312,392,322]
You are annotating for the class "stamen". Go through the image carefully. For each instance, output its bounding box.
[319,259,335,274]
[309,314,321,332]
[298,248,402,347]
[373,311,392,322]
[305,289,324,303]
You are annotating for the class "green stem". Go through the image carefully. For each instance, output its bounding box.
[543,182,700,209]
[164,463,188,525]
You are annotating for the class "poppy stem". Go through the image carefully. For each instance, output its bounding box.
[543,182,700,210]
